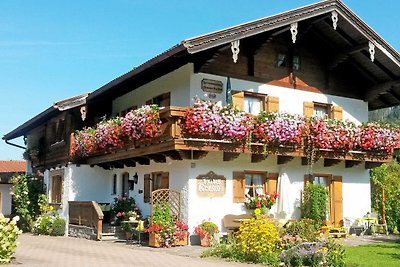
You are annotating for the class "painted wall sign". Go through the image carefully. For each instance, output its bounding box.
[201,79,223,94]
[196,171,226,197]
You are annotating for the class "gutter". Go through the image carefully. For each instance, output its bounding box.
[5,139,26,150]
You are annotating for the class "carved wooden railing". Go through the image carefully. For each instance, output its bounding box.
[70,106,395,163]
[68,201,104,240]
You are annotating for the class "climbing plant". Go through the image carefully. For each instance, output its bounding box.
[300,183,328,224]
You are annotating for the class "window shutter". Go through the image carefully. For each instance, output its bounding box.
[161,172,169,189]
[332,175,343,227]
[303,102,314,118]
[233,171,245,203]
[266,96,279,113]
[267,173,279,194]
[144,174,151,203]
[232,91,244,111]
[331,106,343,120]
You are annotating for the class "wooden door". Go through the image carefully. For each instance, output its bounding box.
[122,173,129,197]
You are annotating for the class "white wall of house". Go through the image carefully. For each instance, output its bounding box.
[112,64,193,115]
[0,184,12,215]
[190,73,369,124]
[186,152,371,233]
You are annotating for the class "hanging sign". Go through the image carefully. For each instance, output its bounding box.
[196,171,226,197]
[201,79,223,94]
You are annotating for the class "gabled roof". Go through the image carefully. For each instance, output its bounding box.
[182,0,400,66]
[0,160,25,173]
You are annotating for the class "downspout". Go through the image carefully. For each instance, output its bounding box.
[5,139,26,150]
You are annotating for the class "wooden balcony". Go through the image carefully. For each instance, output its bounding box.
[71,106,393,169]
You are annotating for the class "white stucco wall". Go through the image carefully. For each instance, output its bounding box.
[112,64,193,115]
[190,73,369,124]
[186,152,370,233]
[0,184,12,215]
[53,153,370,238]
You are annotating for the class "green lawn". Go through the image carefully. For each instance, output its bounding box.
[345,242,400,267]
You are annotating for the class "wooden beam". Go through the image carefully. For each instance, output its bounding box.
[120,159,136,167]
[147,154,166,163]
[365,161,383,169]
[111,161,125,169]
[251,154,267,163]
[132,157,150,165]
[324,158,341,167]
[345,160,362,168]
[365,79,400,101]
[361,50,398,80]
[223,152,240,162]
[163,150,183,161]
[388,88,400,103]
[177,150,208,160]
[328,43,368,70]
[277,155,294,165]
[347,59,380,84]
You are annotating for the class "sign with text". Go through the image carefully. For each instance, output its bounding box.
[196,171,226,197]
[201,79,223,94]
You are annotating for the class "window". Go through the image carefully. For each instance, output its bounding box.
[277,54,301,70]
[120,106,137,117]
[49,118,66,145]
[146,92,170,108]
[245,173,265,197]
[233,171,278,203]
[112,174,117,195]
[122,172,129,197]
[51,175,62,204]
[313,102,332,119]
[243,92,267,115]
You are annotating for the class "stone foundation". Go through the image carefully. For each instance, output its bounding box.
[68,224,97,240]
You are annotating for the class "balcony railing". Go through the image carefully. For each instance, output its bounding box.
[70,104,398,165]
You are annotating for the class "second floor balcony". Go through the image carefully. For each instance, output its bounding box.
[70,100,400,169]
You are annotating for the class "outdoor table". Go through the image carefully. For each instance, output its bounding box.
[233,218,250,223]
[121,220,144,245]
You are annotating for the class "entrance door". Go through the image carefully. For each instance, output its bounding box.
[122,173,129,197]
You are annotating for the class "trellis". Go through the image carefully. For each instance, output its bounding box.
[151,189,181,220]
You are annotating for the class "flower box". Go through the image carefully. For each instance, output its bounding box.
[174,235,188,246]
[149,233,162,248]
[200,235,212,247]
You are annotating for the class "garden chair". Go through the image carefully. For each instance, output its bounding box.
[369,212,388,235]
[346,217,367,236]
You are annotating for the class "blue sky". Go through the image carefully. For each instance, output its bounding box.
[1,0,399,160]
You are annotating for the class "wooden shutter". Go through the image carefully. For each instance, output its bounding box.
[304,174,311,188]
[332,175,343,227]
[331,106,343,120]
[233,171,245,203]
[144,174,151,203]
[232,91,244,111]
[303,102,314,118]
[51,175,62,203]
[266,96,279,113]
[161,172,169,189]
[266,173,278,193]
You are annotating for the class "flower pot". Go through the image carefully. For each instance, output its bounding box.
[174,235,188,246]
[149,233,162,248]
[200,235,213,247]
[125,231,133,240]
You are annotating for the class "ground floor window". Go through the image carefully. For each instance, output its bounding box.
[233,171,278,203]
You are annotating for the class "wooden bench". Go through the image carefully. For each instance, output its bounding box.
[223,214,252,233]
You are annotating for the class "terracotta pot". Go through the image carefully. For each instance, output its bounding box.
[200,235,213,247]
[149,233,162,247]
[174,235,188,246]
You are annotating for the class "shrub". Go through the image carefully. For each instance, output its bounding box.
[32,211,66,236]
[301,183,328,222]
[235,217,281,264]
[285,219,321,242]
[325,239,345,267]
[0,214,22,264]
[194,221,219,238]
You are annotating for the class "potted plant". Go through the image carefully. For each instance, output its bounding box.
[122,221,133,240]
[194,221,219,247]
[245,193,278,215]
[146,202,174,247]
